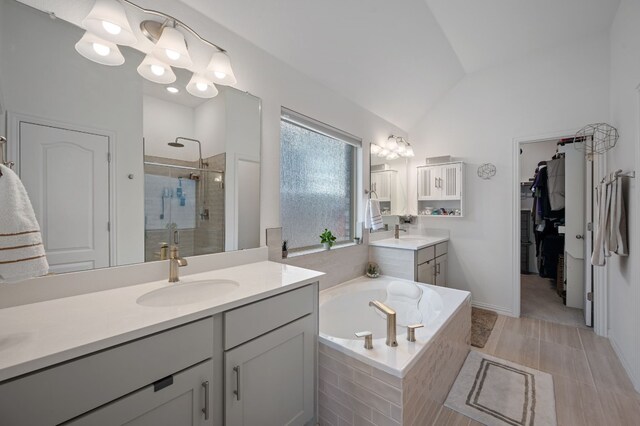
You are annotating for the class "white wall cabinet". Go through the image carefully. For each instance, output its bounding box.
[417,162,464,217]
[371,170,396,202]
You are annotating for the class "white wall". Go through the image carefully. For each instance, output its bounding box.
[194,94,226,159]
[607,0,640,391]
[408,33,610,314]
[0,0,145,265]
[519,140,558,182]
[143,95,196,161]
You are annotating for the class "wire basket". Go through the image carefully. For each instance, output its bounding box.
[574,123,618,156]
[477,163,497,180]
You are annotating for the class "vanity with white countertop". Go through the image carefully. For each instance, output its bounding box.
[370,235,449,286]
[0,261,324,426]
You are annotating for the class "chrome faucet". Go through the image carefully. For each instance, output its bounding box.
[169,246,188,282]
[369,300,398,347]
[394,224,407,239]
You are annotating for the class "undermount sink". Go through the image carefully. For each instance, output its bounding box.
[136,279,240,307]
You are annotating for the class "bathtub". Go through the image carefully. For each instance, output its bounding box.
[318,275,471,425]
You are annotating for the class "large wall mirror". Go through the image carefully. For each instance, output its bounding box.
[369,138,410,229]
[0,0,261,275]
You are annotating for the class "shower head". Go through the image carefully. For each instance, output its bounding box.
[168,141,185,148]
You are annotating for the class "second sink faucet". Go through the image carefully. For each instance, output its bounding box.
[369,300,398,347]
[394,224,407,239]
[169,246,188,283]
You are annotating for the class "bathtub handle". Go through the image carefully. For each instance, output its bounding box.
[407,324,424,342]
[355,331,374,349]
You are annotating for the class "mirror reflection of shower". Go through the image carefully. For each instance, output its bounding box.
[168,137,210,220]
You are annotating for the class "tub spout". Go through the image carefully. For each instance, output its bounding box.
[369,300,398,347]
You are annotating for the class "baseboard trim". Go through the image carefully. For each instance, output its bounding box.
[609,334,640,393]
[472,300,514,317]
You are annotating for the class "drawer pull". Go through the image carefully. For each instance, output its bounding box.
[233,365,241,400]
[202,381,210,420]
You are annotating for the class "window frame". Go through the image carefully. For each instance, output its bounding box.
[280,107,361,252]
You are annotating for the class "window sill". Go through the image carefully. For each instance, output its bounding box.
[287,241,359,259]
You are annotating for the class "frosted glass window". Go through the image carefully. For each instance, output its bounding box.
[280,119,356,250]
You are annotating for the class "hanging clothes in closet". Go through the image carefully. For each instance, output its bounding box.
[530,155,565,280]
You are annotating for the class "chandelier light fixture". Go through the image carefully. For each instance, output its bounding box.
[371,136,415,160]
[75,0,237,99]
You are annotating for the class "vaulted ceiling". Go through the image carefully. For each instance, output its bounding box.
[180,0,620,130]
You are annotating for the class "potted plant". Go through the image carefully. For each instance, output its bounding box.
[319,229,337,250]
[282,240,289,259]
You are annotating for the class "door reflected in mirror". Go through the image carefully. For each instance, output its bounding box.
[0,0,261,276]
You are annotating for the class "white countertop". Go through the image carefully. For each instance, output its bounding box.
[369,235,449,251]
[0,261,324,382]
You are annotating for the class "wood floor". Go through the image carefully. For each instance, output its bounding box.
[430,315,640,425]
[520,274,585,328]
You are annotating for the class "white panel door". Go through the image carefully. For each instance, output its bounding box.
[371,171,391,201]
[225,315,314,426]
[560,145,585,310]
[19,122,110,273]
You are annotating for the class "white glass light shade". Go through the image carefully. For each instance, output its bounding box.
[386,152,400,160]
[370,144,381,155]
[386,137,399,152]
[405,145,415,157]
[152,27,193,69]
[206,51,237,85]
[82,0,137,46]
[137,55,176,84]
[186,73,219,98]
[378,148,390,158]
[396,144,407,156]
[75,32,124,66]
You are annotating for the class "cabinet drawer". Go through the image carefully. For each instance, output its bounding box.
[435,241,448,257]
[224,285,314,350]
[417,246,435,265]
[0,317,214,426]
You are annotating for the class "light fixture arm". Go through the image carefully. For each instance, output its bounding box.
[122,0,226,52]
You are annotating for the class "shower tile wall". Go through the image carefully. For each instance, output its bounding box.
[144,154,225,261]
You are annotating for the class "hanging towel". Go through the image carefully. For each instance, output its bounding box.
[0,164,49,283]
[365,199,384,231]
[591,182,609,266]
[609,176,628,256]
[546,158,565,211]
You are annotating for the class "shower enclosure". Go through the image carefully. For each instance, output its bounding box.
[143,148,225,262]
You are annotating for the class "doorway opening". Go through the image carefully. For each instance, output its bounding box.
[518,136,592,327]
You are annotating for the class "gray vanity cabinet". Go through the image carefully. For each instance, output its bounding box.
[371,241,448,286]
[223,285,317,426]
[66,359,214,426]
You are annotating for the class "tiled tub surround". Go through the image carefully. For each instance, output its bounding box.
[318,276,471,425]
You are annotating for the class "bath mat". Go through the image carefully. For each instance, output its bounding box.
[445,351,557,426]
[471,307,498,348]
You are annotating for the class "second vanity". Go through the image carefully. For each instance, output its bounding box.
[369,235,449,286]
[0,261,323,426]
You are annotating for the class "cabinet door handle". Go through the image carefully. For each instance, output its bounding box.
[202,381,210,420]
[233,365,241,401]
[436,263,441,275]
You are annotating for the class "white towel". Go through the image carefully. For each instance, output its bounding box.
[0,164,49,283]
[365,199,384,231]
[591,182,608,266]
[610,176,628,256]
